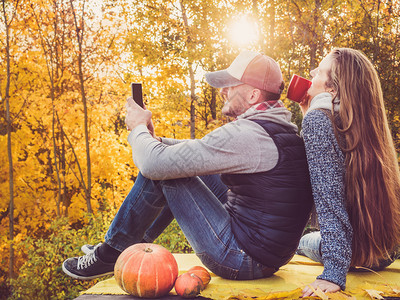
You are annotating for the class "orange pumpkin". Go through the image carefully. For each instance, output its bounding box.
[114,243,178,298]
[174,272,204,298]
[188,266,211,287]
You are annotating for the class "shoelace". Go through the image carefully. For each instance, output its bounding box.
[85,242,102,254]
[93,243,102,251]
[77,251,97,270]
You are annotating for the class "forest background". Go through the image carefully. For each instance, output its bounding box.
[1,0,399,299]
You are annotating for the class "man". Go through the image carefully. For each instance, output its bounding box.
[62,51,313,280]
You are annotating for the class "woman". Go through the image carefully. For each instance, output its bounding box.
[296,48,400,297]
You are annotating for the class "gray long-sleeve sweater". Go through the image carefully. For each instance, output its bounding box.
[302,106,353,290]
[128,102,298,180]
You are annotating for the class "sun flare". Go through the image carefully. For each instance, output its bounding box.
[228,15,259,47]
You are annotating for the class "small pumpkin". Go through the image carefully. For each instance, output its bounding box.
[174,272,204,298]
[114,243,178,298]
[188,266,211,287]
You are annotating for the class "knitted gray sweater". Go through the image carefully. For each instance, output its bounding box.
[302,107,353,290]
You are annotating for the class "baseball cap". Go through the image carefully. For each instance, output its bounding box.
[205,51,284,94]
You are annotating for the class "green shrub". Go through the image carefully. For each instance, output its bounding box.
[154,219,193,254]
[10,212,114,300]
[9,209,192,300]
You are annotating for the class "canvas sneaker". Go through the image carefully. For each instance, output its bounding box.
[81,243,101,254]
[62,247,115,280]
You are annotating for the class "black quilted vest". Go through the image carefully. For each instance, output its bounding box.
[221,120,313,269]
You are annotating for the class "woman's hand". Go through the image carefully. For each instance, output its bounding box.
[302,279,341,297]
[299,94,311,116]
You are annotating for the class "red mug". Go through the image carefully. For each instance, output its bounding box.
[287,74,312,103]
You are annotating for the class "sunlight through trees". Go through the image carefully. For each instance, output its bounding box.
[1,0,400,298]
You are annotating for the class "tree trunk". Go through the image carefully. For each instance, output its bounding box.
[210,87,217,120]
[268,0,276,55]
[78,49,92,213]
[6,97,14,282]
[51,89,62,217]
[179,0,197,139]
[310,0,322,71]
[188,62,196,139]
[2,0,15,281]
[32,0,63,217]
[61,126,68,216]
[6,94,14,282]
[70,0,92,213]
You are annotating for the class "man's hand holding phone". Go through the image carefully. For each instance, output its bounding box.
[125,96,151,131]
[125,83,160,141]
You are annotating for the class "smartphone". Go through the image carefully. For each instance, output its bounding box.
[131,83,144,108]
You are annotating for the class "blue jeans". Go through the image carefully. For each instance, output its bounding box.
[297,231,398,271]
[296,231,323,263]
[105,173,275,280]
[141,174,228,243]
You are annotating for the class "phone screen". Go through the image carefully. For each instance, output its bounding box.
[131,83,144,108]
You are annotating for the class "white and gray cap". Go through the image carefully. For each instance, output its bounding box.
[205,50,284,94]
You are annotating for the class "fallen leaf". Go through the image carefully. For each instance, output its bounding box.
[314,287,329,300]
[325,291,356,299]
[365,289,384,299]
[308,285,328,300]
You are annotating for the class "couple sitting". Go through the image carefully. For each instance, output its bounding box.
[62,49,400,297]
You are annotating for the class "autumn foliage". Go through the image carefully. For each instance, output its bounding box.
[1,0,400,299]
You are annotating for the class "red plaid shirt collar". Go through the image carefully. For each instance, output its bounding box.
[255,100,284,111]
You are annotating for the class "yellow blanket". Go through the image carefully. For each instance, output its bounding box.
[82,254,400,299]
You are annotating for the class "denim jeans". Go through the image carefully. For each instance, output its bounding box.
[105,173,275,280]
[141,174,228,243]
[296,231,323,263]
[296,231,398,271]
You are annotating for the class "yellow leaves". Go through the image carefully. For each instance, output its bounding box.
[224,288,389,300]
[199,273,400,300]
[223,288,356,300]
[251,288,304,299]
[326,292,355,300]
[366,287,400,299]
[383,24,392,34]
[69,194,88,223]
[308,286,329,300]
[365,289,384,299]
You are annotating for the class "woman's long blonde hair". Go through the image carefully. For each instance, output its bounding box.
[327,48,400,267]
